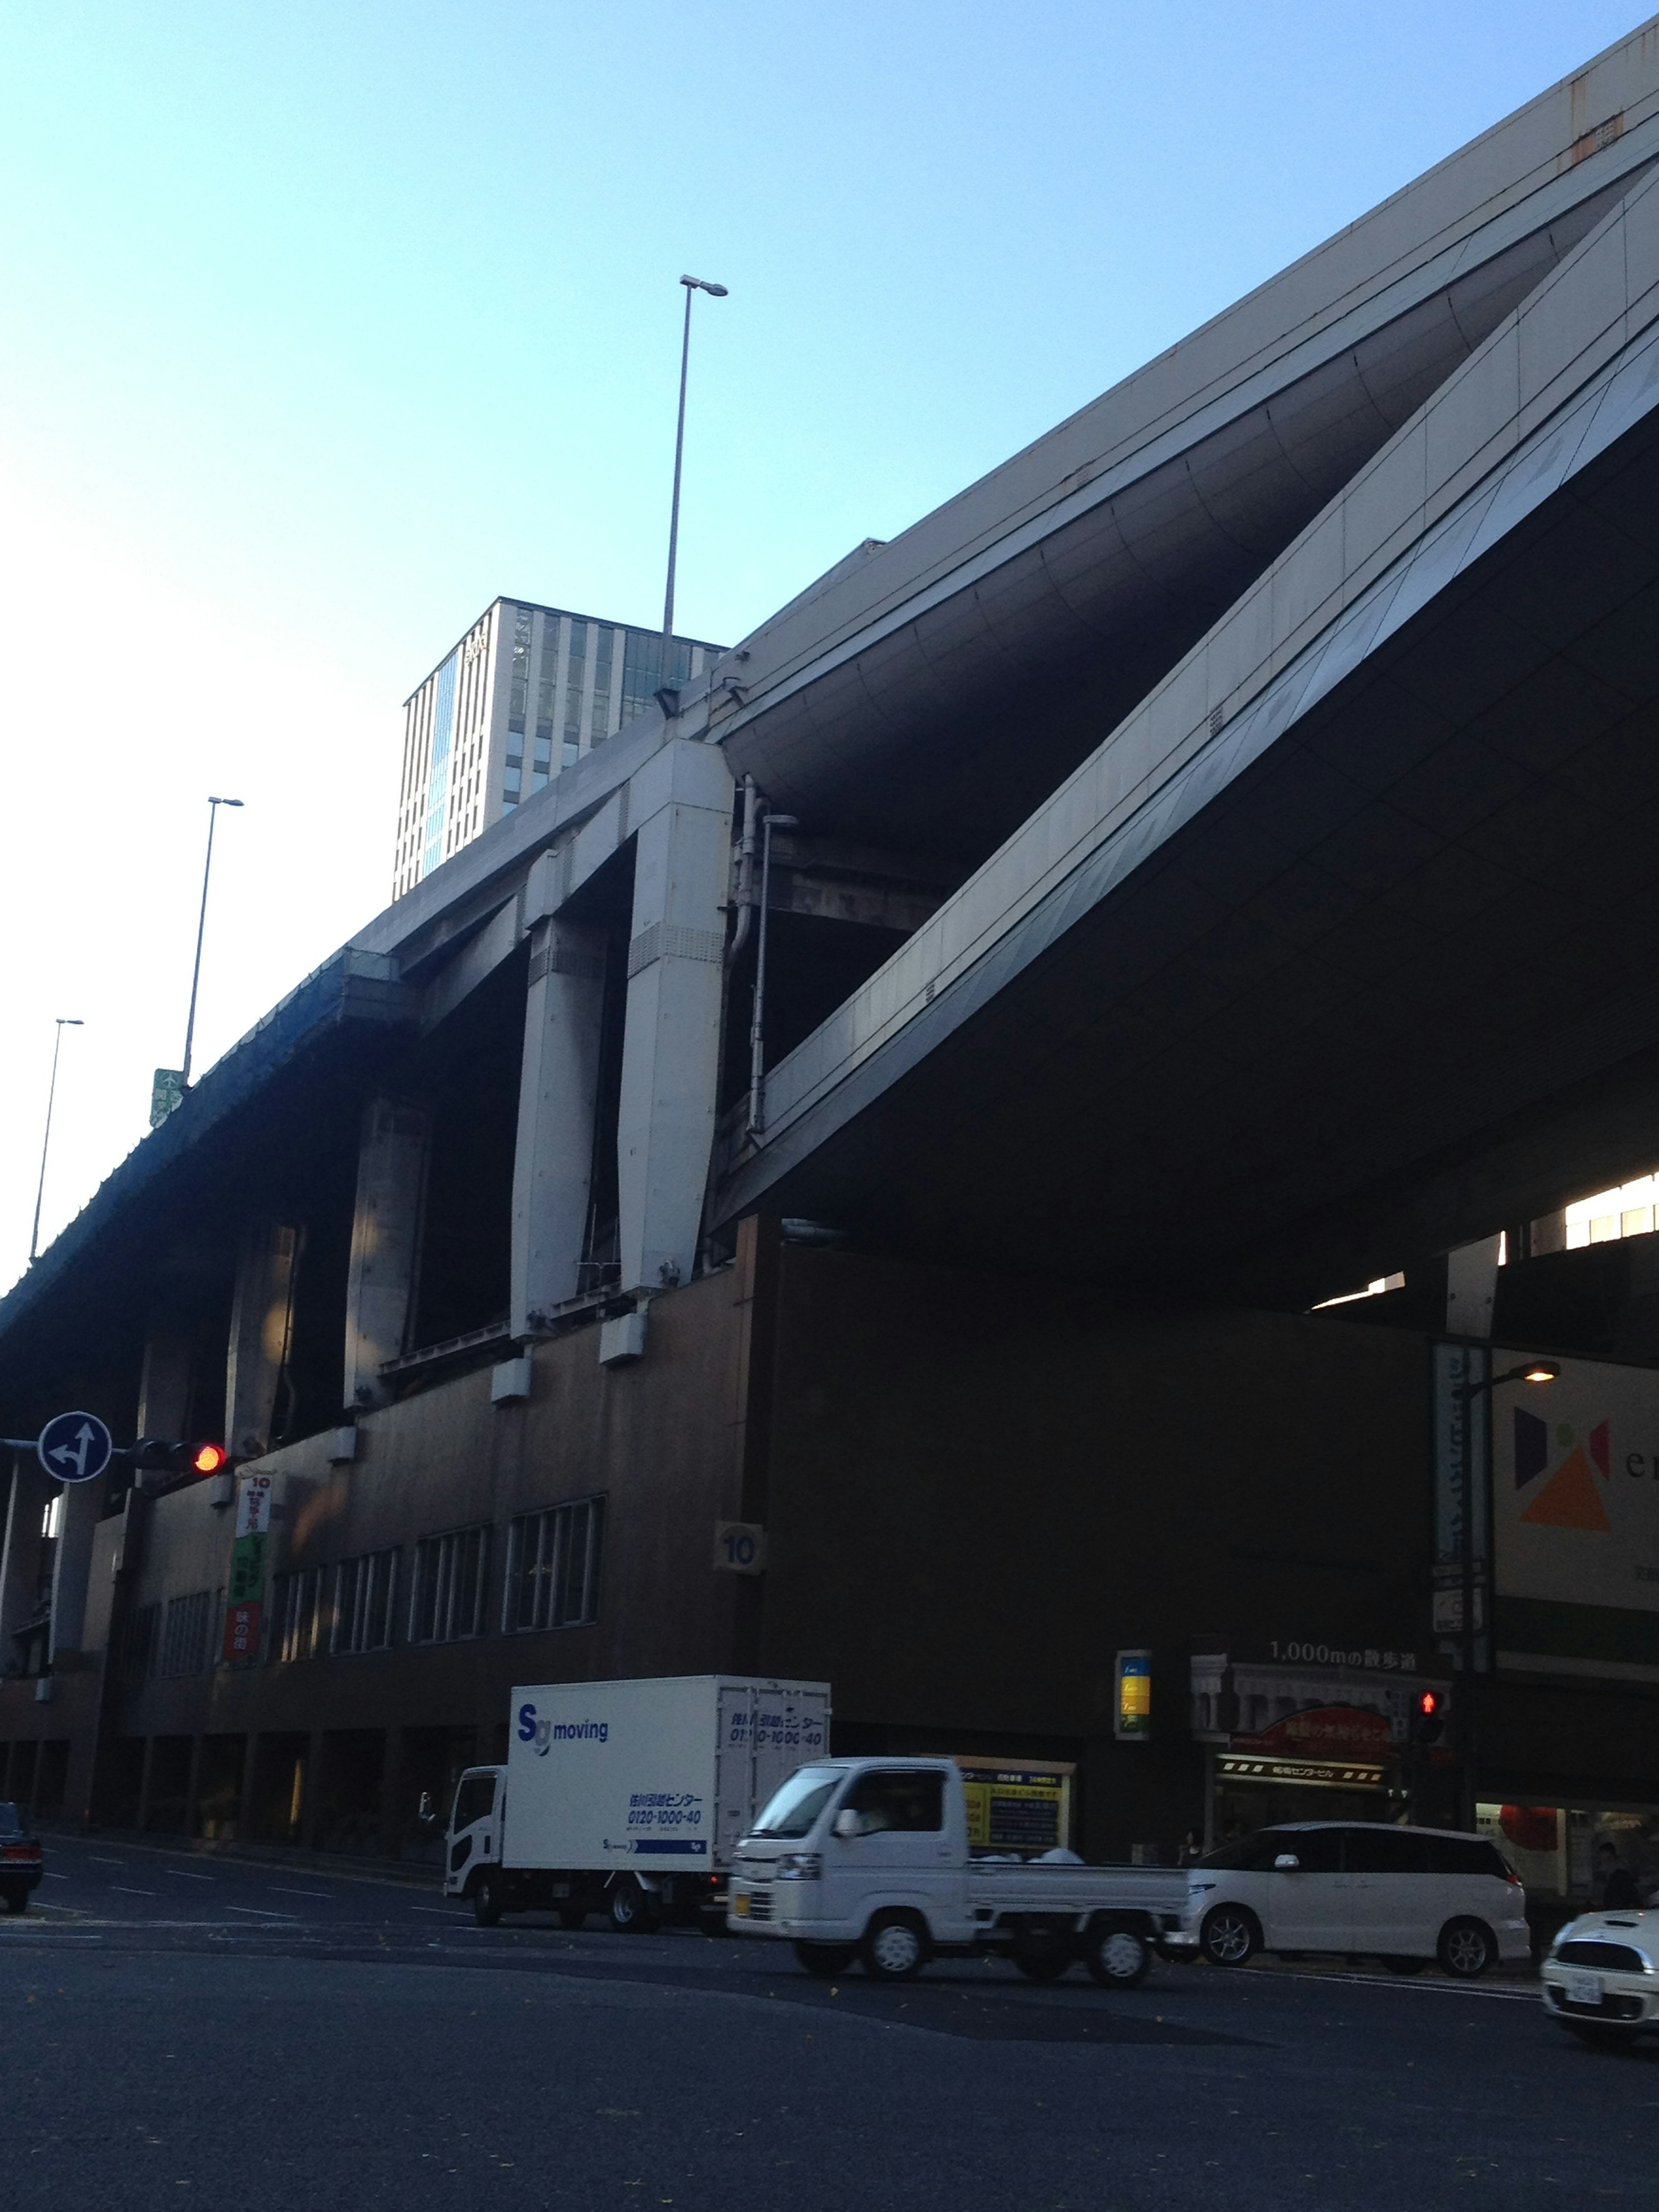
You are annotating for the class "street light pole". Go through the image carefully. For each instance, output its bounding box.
[661,274,728,669]
[180,795,243,1090]
[29,1017,84,1263]
[1454,1352,1559,1827]
[747,810,799,1141]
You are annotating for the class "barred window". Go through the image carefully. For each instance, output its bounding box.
[123,1600,160,1683]
[158,1590,212,1679]
[410,1526,489,1644]
[334,1549,397,1655]
[271,1567,324,1662]
[504,1497,604,1632]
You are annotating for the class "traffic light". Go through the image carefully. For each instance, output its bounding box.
[128,1438,229,1480]
[1412,1688,1446,1746]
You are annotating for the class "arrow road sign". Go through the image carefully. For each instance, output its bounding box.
[37,1410,113,1485]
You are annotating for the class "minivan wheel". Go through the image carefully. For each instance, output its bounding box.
[472,1874,502,1928]
[1084,1925,1151,1989]
[861,1911,928,1982]
[794,1940,858,1978]
[608,1877,659,1934]
[1200,1904,1260,1967]
[1438,1918,1496,1979]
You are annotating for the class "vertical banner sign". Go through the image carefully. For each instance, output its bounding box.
[222,1472,273,1663]
[1432,1343,1490,1667]
[1115,1650,1152,1741]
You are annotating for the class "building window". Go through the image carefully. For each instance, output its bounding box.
[410,1526,489,1644]
[271,1567,324,1662]
[333,1549,397,1655]
[503,1497,604,1632]
[503,763,521,798]
[159,1589,213,1679]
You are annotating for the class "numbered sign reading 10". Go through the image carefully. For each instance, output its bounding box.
[713,1521,767,1576]
[1115,1649,1152,1742]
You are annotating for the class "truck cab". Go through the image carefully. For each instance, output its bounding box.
[442,1767,503,1901]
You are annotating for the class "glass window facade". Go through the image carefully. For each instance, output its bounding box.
[503,1497,605,1632]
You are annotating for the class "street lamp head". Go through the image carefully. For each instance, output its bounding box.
[680,275,728,297]
[57,1018,83,1028]
[1522,1360,1561,1384]
[208,796,244,808]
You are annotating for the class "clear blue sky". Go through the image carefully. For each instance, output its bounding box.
[0,0,1647,1287]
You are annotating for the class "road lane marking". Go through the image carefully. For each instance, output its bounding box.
[225,1906,299,1920]
[109,1887,158,1897]
[410,1906,456,1915]
[267,1887,332,1898]
[165,1871,216,1881]
[86,1857,126,1866]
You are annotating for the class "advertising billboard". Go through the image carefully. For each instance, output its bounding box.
[1492,1351,1659,1681]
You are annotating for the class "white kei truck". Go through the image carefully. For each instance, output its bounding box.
[443,1675,831,1931]
[726,1756,1189,1986]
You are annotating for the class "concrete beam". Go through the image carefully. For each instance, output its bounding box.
[616,741,734,1293]
[136,1325,194,1440]
[511,920,607,1331]
[0,1457,51,1665]
[47,1475,101,1666]
[344,1102,431,1409]
[226,1221,301,1457]
[419,894,523,1032]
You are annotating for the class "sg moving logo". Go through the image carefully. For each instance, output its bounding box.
[1513,1409,1612,1532]
[517,1705,610,1757]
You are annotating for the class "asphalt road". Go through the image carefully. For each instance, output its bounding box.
[0,1833,1649,2210]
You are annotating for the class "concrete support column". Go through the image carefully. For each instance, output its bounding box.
[344,1100,430,1408]
[48,1475,103,1666]
[0,1455,53,1661]
[510,919,607,1332]
[225,1220,301,1458]
[137,1325,194,1439]
[1446,1233,1503,1337]
[616,744,734,1293]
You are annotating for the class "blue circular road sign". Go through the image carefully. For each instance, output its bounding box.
[37,1411,114,1484]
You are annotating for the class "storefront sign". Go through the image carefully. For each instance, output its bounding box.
[1217,1754,1388,1790]
[955,1763,1073,1852]
[1230,1704,1392,1759]
[1491,1351,1659,1679]
[1191,1654,1450,1754]
[1115,1650,1151,1741]
[1433,1342,1491,1668]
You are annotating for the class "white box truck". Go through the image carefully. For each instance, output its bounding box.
[442,1674,831,1930]
[727,1755,1189,1986]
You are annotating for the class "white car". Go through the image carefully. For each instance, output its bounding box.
[1541,1910,1659,2043]
[1170,1821,1530,1977]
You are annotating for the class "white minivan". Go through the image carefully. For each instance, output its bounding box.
[1171,1821,1531,1977]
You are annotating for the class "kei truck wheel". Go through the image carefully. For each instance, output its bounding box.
[861,1911,928,1982]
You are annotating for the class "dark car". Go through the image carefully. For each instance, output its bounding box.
[0,1802,43,1913]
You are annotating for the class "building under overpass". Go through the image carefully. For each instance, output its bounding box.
[6,25,1659,1893]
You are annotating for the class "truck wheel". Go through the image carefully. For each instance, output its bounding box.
[1437,1918,1495,1980]
[861,1910,928,1982]
[472,1874,503,1928]
[1200,1904,1259,1967]
[1084,1924,1151,1989]
[794,1941,857,1977]
[1012,1932,1072,1981]
[609,1877,660,1934]
[557,1908,588,1931]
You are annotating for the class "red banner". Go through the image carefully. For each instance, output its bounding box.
[1231,1704,1394,1758]
[222,1599,261,1664]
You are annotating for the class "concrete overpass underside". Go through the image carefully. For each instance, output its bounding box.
[713,172,1659,1306]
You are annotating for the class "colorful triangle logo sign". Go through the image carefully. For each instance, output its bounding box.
[1519,1444,1610,1532]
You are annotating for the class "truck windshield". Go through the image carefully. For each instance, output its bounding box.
[748,1768,841,1839]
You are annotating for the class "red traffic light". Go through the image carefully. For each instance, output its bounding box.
[1418,1689,1442,1717]
[190,1442,228,1475]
